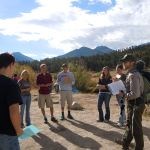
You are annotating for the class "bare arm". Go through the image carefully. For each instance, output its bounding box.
[9,103,23,136]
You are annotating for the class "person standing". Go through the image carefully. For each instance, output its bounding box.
[57,64,75,120]
[36,64,57,123]
[97,66,112,122]
[116,54,145,150]
[0,53,23,150]
[18,70,31,128]
[115,64,126,127]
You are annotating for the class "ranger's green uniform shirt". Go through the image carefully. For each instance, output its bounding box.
[126,68,144,100]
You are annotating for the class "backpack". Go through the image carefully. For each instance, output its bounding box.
[141,72,150,105]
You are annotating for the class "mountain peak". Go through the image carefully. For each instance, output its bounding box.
[58,46,114,58]
[12,52,34,62]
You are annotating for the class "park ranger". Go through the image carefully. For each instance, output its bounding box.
[116,54,145,150]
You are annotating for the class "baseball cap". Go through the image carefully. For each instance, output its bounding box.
[120,54,136,62]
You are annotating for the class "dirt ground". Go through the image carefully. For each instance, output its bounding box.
[20,91,150,150]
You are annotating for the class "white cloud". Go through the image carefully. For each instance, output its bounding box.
[0,0,150,56]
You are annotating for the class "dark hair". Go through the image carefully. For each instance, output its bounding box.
[62,63,68,68]
[116,64,123,70]
[136,60,145,72]
[13,74,17,77]
[0,53,15,69]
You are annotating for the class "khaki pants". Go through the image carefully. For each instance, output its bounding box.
[60,91,73,108]
[38,94,53,108]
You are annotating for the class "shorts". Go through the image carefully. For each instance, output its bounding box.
[38,94,53,108]
[60,91,73,108]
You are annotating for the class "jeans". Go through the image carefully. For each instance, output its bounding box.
[20,94,31,126]
[116,95,126,124]
[97,92,111,121]
[0,134,20,150]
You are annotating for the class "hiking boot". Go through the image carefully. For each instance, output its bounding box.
[60,115,65,120]
[51,117,58,123]
[44,117,48,124]
[67,114,74,119]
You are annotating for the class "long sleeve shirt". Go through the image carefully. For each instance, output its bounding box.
[126,68,144,100]
[57,71,75,91]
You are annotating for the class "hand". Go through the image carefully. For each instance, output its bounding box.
[118,91,124,97]
[96,84,100,88]
[64,77,71,84]
[99,85,106,90]
[16,128,23,136]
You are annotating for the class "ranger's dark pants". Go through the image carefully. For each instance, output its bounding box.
[123,98,145,150]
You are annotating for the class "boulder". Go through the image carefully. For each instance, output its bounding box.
[71,101,83,110]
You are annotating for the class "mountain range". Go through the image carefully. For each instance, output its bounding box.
[11,46,113,61]
[58,46,113,58]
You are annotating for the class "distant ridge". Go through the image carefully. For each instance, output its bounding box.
[12,52,34,62]
[58,46,113,58]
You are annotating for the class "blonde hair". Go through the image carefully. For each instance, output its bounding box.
[20,70,29,81]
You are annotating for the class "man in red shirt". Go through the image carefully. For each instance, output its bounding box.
[36,64,57,123]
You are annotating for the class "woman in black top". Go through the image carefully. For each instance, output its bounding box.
[97,66,112,122]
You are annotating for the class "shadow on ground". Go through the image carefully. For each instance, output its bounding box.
[32,133,67,150]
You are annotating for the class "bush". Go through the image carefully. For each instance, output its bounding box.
[69,63,95,92]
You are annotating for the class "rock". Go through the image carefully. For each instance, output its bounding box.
[71,101,83,110]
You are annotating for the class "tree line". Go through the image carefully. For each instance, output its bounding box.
[20,43,150,73]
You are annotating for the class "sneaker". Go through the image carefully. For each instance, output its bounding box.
[60,115,65,120]
[117,122,123,127]
[104,119,109,123]
[26,123,31,126]
[44,117,48,124]
[67,114,74,119]
[51,117,58,123]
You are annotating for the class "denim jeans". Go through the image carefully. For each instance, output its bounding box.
[97,92,111,121]
[0,134,20,150]
[116,95,126,124]
[20,94,31,126]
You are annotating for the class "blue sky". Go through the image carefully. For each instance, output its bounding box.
[0,0,150,60]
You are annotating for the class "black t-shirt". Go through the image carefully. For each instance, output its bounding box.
[98,77,112,92]
[0,75,22,136]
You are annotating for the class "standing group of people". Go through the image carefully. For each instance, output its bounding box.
[19,63,76,126]
[0,52,149,150]
[0,53,75,150]
[97,54,147,150]
[36,63,75,123]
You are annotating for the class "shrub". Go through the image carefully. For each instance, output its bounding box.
[69,63,95,92]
